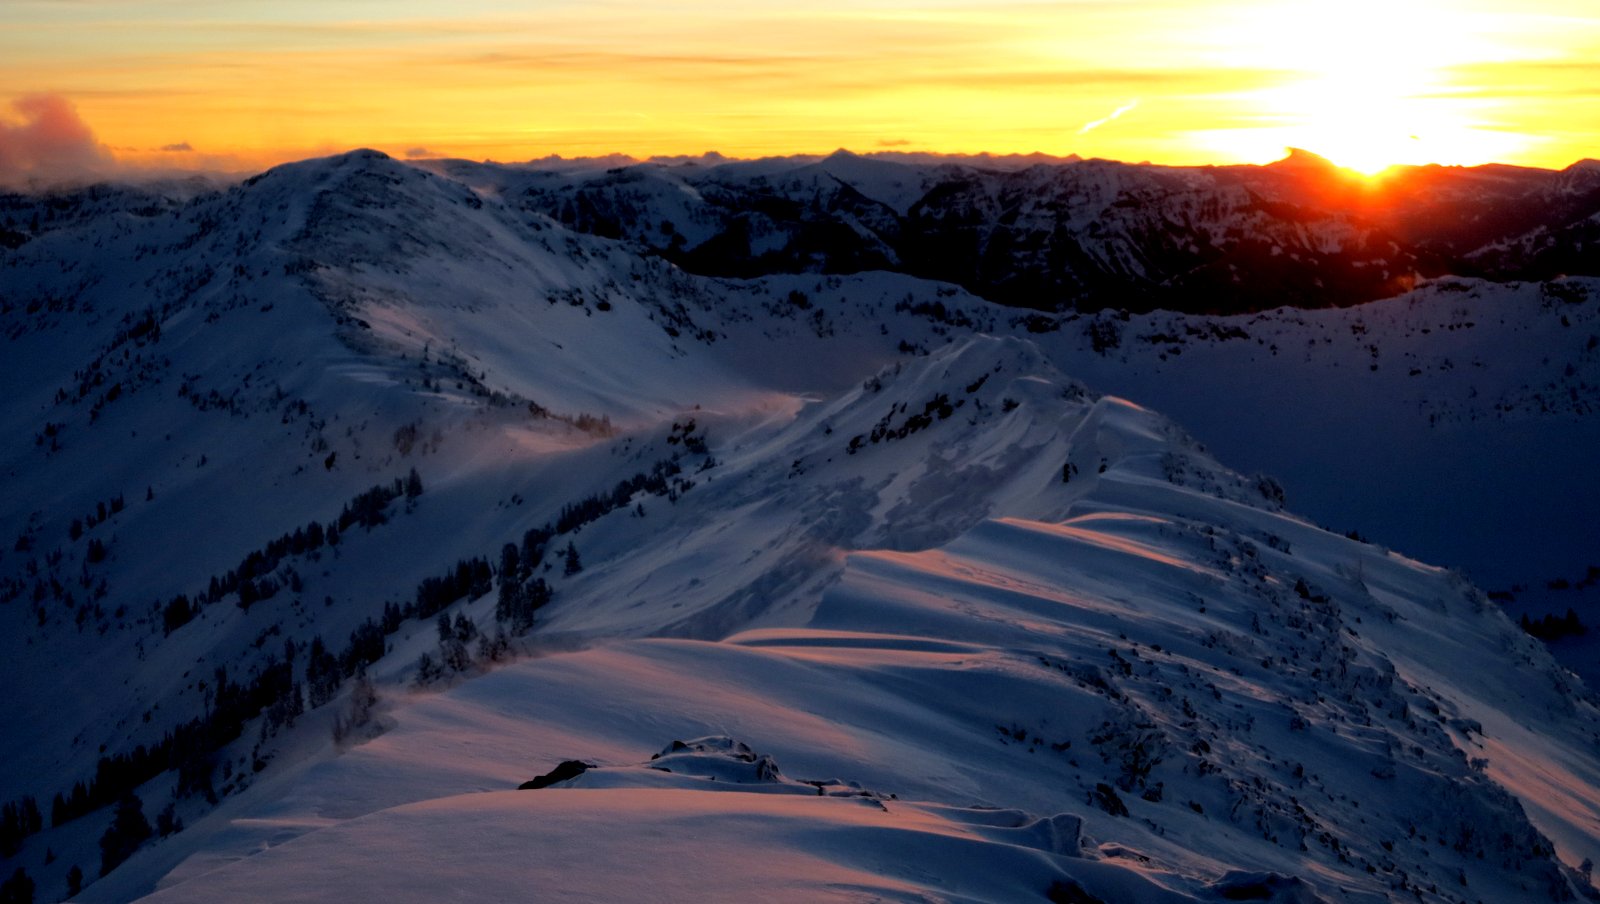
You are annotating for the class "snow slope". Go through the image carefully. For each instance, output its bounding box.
[98,337,1600,904]
[1023,276,1600,595]
[421,147,1600,593]
[1,150,1596,903]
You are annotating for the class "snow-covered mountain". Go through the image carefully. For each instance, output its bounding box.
[441,148,1600,315]
[1,149,1597,903]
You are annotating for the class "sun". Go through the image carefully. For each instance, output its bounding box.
[1259,76,1508,175]
[1202,0,1529,173]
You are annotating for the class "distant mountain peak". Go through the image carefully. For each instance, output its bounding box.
[311,148,394,170]
[644,150,729,168]
[1269,147,1340,171]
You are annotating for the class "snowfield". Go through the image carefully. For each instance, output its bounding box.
[0,149,1597,903]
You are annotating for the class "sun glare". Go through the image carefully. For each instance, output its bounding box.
[1,0,1594,172]
[1204,0,1531,173]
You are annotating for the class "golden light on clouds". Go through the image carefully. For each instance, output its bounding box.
[0,0,1596,175]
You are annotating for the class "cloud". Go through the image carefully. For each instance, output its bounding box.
[877,138,912,147]
[0,94,116,186]
[404,147,440,159]
[160,141,193,152]
[1078,99,1139,136]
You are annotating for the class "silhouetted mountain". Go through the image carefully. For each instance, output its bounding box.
[459,151,1600,313]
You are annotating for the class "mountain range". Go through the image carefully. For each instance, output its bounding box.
[0,148,1596,903]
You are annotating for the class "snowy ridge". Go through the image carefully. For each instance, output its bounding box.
[103,337,1600,902]
[0,150,1597,903]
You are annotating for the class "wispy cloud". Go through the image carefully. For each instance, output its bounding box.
[160,141,193,152]
[1078,100,1139,135]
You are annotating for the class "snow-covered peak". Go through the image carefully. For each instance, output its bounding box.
[2,149,1597,904]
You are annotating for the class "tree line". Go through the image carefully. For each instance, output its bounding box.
[5,432,715,878]
[161,469,423,633]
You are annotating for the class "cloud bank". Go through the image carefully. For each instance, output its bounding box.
[0,94,116,186]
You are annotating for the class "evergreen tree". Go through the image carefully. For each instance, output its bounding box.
[305,637,340,708]
[332,670,379,744]
[413,651,442,686]
[495,579,522,626]
[519,528,549,578]
[156,801,181,837]
[499,542,520,583]
[66,865,82,898]
[162,594,195,635]
[563,542,582,576]
[0,867,32,904]
[1565,607,1586,636]
[237,578,258,611]
[514,579,551,636]
[437,612,471,673]
[0,798,41,856]
[477,626,511,663]
[98,792,152,876]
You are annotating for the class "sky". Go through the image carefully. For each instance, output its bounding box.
[1,0,1597,179]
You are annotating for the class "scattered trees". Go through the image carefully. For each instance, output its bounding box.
[152,471,422,628]
[337,475,416,532]
[437,613,473,673]
[1520,608,1588,642]
[496,575,550,637]
[415,612,503,685]
[32,443,718,848]
[413,558,492,621]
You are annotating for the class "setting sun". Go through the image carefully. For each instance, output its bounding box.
[1195,0,1539,173]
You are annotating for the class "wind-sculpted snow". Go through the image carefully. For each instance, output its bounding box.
[2,150,1598,903]
[56,337,1594,904]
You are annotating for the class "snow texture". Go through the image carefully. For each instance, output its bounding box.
[0,149,1596,904]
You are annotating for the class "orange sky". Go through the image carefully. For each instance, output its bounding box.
[2,0,1597,177]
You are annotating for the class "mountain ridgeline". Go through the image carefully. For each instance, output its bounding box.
[0,148,1597,903]
[426,148,1600,314]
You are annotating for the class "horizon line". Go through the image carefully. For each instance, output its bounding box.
[9,144,1599,192]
